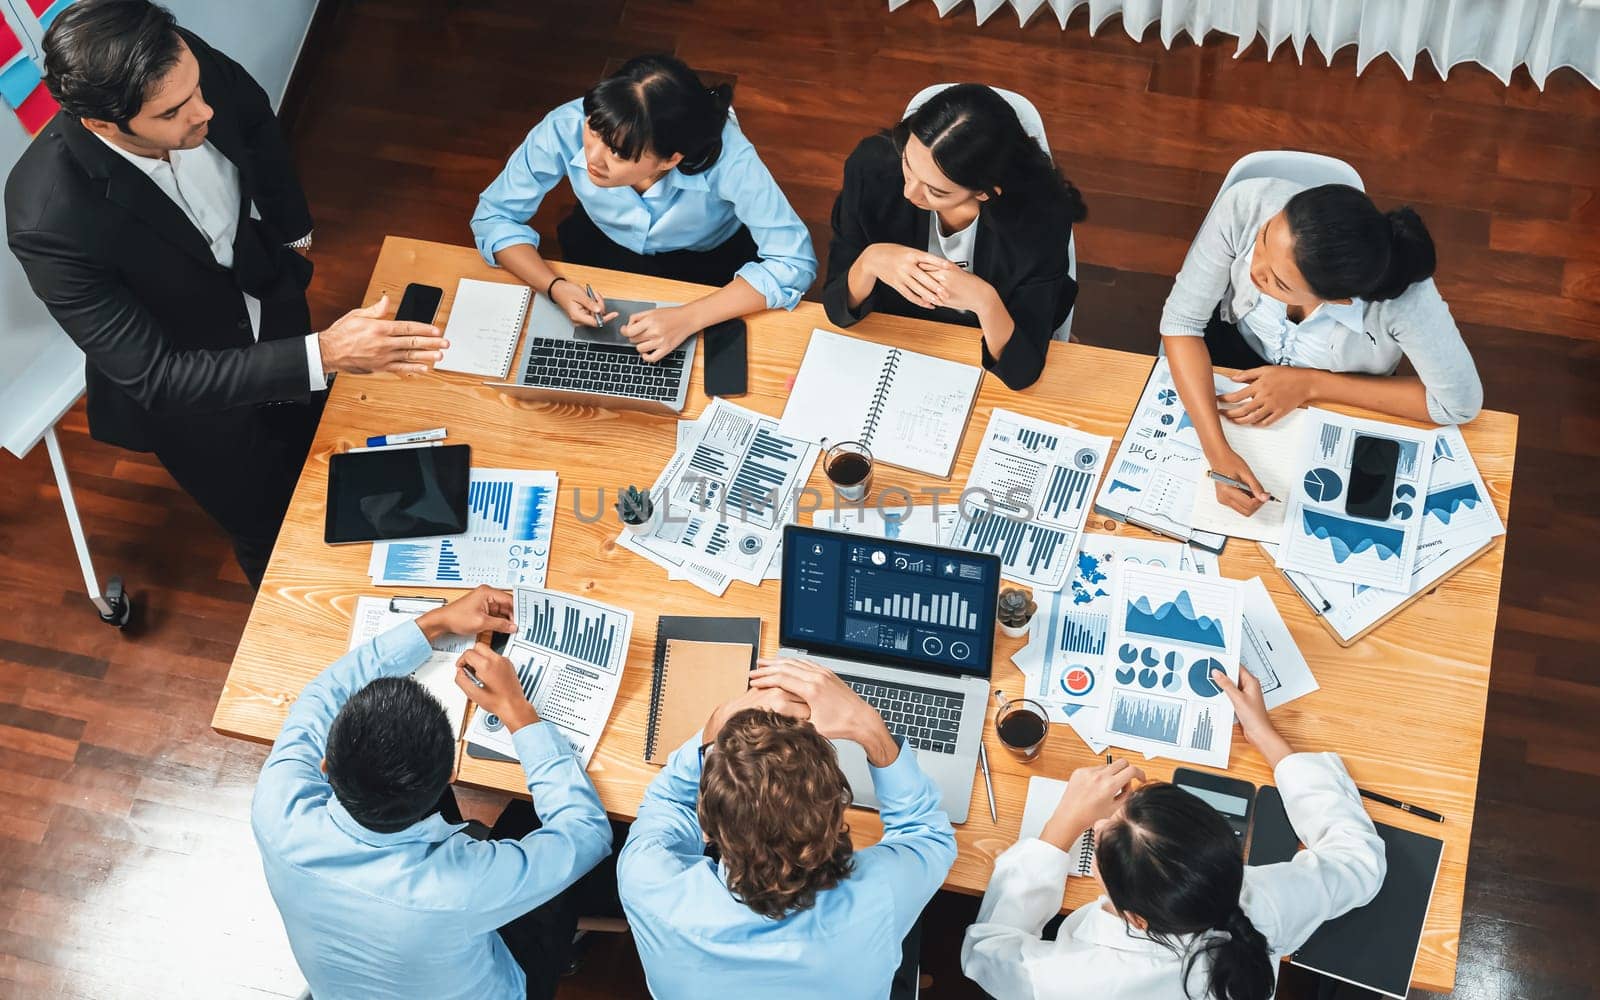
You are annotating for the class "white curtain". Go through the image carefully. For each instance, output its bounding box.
[886,0,1600,89]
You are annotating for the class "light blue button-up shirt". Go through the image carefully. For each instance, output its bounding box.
[470,98,817,311]
[617,733,958,999]
[1237,245,1370,369]
[251,621,612,1000]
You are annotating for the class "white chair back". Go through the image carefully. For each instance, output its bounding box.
[1217,150,1364,195]
[901,83,1077,341]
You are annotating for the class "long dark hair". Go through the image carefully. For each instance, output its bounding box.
[1284,184,1436,302]
[582,55,733,175]
[1097,784,1275,1000]
[895,83,1086,227]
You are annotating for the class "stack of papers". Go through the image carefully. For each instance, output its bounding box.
[618,398,820,596]
[368,468,558,588]
[463,587,633,768]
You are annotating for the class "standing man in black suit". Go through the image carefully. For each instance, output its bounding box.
[5,0,448,588]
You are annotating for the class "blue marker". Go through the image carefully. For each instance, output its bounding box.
[366,427,446,448]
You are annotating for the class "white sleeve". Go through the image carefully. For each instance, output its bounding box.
[1241,752,1388,954]
[960,838,1073,1000]
[303,333,327,392]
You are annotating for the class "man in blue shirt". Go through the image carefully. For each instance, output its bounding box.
[251,586,613,1000]
[618,657,958,999]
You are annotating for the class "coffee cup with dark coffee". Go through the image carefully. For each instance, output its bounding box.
[994,692,1050,761]
[825,441,873,502]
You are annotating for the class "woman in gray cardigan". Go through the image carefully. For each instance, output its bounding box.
[1160,178,1483,518]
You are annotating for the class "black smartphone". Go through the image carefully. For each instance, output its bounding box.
[1346,434,1400,521]
[702,318,748,397]
[395,282,443,324]
[1172,767,1257,844]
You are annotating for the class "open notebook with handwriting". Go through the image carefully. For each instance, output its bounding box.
[778,329,981,478]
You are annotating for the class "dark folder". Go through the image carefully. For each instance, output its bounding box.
[1247,784,1444,999]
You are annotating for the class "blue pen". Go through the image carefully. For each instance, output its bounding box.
[366,427,446,448]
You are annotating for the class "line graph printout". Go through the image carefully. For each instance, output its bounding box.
[369,469,557,588]
[949,409,1110,591]
[620,398,819,593]
[1421,425,1505,551]
[1275,409,1435,592]
[463,587,633,768]
[1103,563,1243,768]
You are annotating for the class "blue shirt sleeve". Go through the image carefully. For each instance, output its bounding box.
[851,745,958,939]
[470,101,581,264]
[616,733,707,904]
[253,622,433,831]
[711,136,817,311]
[455,721,615,931]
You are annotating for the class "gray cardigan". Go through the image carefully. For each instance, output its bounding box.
[1159,178,1483,425]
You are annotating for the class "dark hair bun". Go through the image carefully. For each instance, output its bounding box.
[1375,206,1437,300]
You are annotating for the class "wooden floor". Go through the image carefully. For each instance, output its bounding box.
[3,0,1597,997]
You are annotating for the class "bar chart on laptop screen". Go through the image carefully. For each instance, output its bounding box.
[848,573,983,631]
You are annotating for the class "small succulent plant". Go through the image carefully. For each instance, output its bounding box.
[997,587,1037,628]
[616,485,654,525]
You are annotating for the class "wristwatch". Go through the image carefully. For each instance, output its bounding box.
[286,232,314,251]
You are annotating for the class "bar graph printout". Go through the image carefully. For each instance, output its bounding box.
[369,468,558,588]
[948,409,1110,591]
[463,587,634,768]
[1101,563,1244,768]
[620,398,819,595]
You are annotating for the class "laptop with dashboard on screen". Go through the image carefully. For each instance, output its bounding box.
[778,524,1001,824]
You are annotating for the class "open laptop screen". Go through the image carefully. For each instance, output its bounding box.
[780,524,1001,679]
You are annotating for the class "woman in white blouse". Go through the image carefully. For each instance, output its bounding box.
[962,669,1387,1000]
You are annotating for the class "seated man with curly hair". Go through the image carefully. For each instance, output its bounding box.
[618,657,958,999]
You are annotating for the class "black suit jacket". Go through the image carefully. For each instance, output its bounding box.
[822,133,1077,391]
[5,29,316,452]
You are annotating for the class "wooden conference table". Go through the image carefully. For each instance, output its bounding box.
[213,236,1517,994]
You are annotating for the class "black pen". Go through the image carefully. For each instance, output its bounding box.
[1359,787,1444,823]
[460,663,486,689]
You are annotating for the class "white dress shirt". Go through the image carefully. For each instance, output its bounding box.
[928,209,978,272]
[1236,244,1370,369]
[961,752,1387,1000]
[95,134,325,391]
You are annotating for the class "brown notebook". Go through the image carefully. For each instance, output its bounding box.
[645,639,753,765]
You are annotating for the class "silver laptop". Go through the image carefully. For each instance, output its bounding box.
[485,293,696,413]
[778,524,1002,824]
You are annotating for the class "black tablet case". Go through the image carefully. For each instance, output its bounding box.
[1247,784,1443,999]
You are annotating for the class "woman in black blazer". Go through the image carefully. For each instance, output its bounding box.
[823,84,1086,390]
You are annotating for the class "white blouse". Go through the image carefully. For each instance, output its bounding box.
[961,752,1387,1000]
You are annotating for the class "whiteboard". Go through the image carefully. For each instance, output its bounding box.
[0,0,320,458]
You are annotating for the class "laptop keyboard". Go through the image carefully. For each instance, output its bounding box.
[521,337,686,401]
[839,675,963,754]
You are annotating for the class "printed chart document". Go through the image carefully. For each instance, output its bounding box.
[463,587,633,768]
[778,329,981,477]
[1236,576,1318,710]
[812,504,961,544]
[1012,535,1192,754]
[1102,564,1243,768]
[347,597,474,736]
[946,409,1110,591]
[621,398,819,595]
[438,278,531,377]
[1093,357,1232,551]
[1188,408,1307,543]
[369,469,557,588]
[1275,410,1436,592]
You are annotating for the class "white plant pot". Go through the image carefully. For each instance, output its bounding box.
[622,516,653,534]
[999,620,1032,639]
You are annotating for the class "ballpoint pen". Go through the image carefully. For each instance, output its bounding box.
[459,663,486,689]
[1206,469,1279,502]
[1359,787,1445,823]
[978,741,997,822]
[584,283,605,327]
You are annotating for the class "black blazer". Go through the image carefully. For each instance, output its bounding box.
[822,133,1077,391]
[5,29,316,452]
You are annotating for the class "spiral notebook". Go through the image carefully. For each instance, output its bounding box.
[438,278,531,378]
[644,616,762,764]
[779,329,982,478]
[1019,775,1097,877]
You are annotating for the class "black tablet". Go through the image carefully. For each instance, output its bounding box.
[325,444,471,545]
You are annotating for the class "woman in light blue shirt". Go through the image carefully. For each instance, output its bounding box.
[1160,179,1483,519]
[471,55,816,361]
